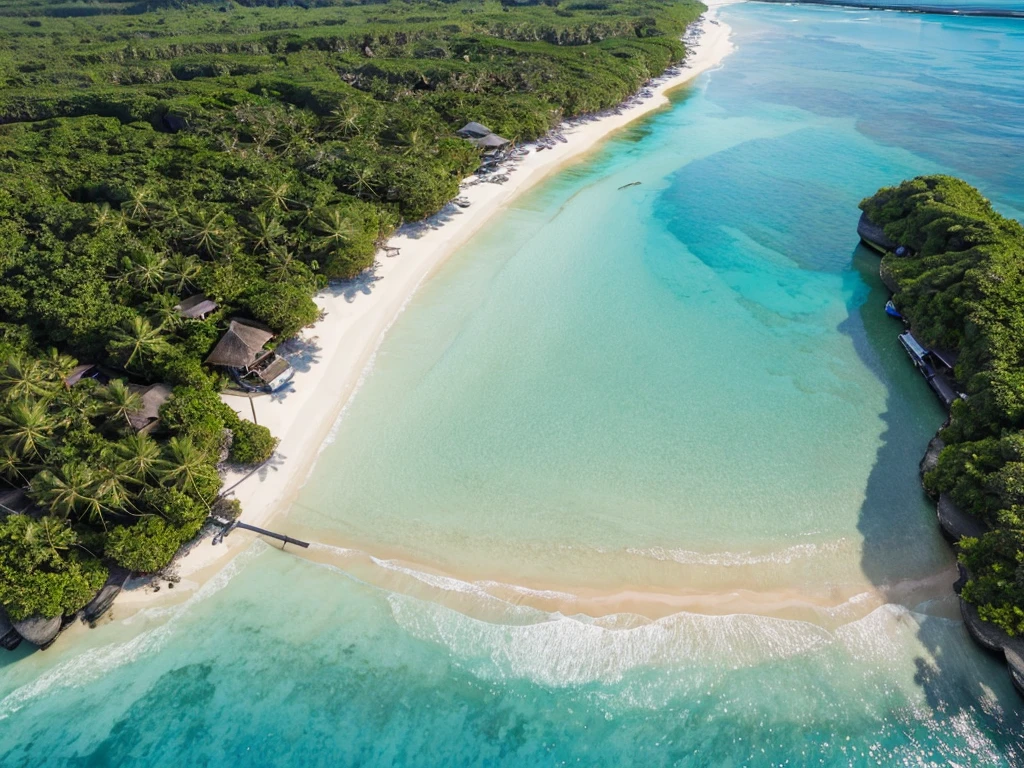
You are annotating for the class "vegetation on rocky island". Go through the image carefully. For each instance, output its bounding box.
[861,175,1024,636]
[0,0,703,628]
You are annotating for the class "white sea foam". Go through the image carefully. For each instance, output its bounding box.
[627,539,845,567]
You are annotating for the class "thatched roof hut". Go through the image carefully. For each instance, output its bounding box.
[174,294,218,320]
[857,211,898,253]
[456,121,493,139]
[206,319,275,371]
[13,615,61,647]
[472,133,511,150]
[126,383,173,433]
[0,607,21,651]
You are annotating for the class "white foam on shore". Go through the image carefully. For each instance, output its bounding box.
[628,539,846,567]
[385,590,932,687]
[0,541,266,720]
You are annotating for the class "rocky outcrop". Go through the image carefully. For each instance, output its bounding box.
[958,588,1024,697]
[936,493,988,542]
[857,211,898,253]
[919,434,944,478]
[879,260,900,294]
[0,608,21,651]
[83,568,130,624]
[13,615,61,649]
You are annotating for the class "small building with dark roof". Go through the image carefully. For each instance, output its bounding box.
[473,133,511,150]
[206,319,293,392]
[126,383,174,434]
[64,364,111,388]
[175,294,218,320]
[206,319,275,372]
[456,121,493,139]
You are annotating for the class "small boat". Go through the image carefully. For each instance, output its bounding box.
[885,300,903,319]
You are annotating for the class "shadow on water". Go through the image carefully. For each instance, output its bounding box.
[839,243,1024,756]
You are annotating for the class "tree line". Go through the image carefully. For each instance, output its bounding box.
[861,175,1024,637]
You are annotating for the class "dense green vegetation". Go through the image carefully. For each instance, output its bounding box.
[0,0,702,627]
[860,175,1024,636]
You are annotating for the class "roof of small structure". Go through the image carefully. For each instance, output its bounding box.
[65,364,98,388]
[127,383,173,432]
[899,331,929,360]
[931,347,960,370]
[175,294,218,319]
[13,614,61,646]
[456,121,493,138]
[206,319,275,369]
[472,134,510,149]
[0,487,42,517]
[257,356,292,385]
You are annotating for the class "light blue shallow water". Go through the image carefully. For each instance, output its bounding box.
[2,5,1024,765]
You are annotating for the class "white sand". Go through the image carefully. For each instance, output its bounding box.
[134,7,736,598]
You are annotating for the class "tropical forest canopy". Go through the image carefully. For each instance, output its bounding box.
[0,0,703,623]
[861,175,1024,636]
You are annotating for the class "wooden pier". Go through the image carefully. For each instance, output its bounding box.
[216,520,310,549]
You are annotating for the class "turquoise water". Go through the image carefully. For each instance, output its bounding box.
[3,4,1024,765]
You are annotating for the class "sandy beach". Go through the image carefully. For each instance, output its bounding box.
[119,5,736,606]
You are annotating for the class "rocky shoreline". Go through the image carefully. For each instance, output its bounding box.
[862,216,1024,697]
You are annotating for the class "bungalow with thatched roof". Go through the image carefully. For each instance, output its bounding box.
[206,319,275,371]
[472,133,511,150]
[126,383,173,434]
[206,319,293,392]
[174,294,218,320]
[456,121,493,139]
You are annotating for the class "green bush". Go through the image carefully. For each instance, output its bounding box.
[105,517,187,574]
[229,419,278,465]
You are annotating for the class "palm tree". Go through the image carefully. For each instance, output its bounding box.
[97,380,143,433]
[165,254,201,294]
[248,211,287,254]
[123,185,154,222]
[110,316,170,370]
[112,433,165,486]
[122,252,169,293]
[90,202,119,231]
[162,436,214,503]
[38,348,77,384]
[348,167,378,200]
[32,463,113,529]
[184,208,225,257]
[311,208,355,253]
[257,181,298,213]
[0,444,31,485]
[146,293,184,332]
[326,105,362,137]
[0,399,56,460]
[0,355,55,402]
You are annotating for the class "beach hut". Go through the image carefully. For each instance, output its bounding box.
[456,121,493,139]
[472,134,511,150]
[206,319,293,392]
[174,294,218,320]
[13,615,61,649]
[206,319,275,372]
[126,383,173,434]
